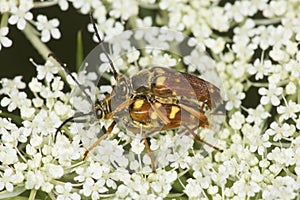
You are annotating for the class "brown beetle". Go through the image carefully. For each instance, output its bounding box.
[51,15,222,173]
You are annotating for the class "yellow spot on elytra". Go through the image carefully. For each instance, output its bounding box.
[154,102,162,108]
[209,86,215,93]
[175,78,180,82]
[150,112,157,119]
[133,99,144,109]
[156,76,166,86]
[155,68,166,74]
[169,106,180,119]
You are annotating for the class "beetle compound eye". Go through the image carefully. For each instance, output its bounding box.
[120,83,127,94]
[96,108,103,119]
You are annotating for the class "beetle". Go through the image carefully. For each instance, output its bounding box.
[50,14,223,173]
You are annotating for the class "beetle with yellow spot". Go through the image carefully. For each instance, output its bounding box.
[51,14,223,173]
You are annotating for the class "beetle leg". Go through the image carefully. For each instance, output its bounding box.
[84,121,117,159]
[178,103,210,128]
[149,101,170,125]
[199,102,205,112]
[183,125,222,152]
[106,98,135,119]
[140,125,156,173]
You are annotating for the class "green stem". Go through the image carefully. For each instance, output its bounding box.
[33,0,58,8]
[76,30,84,71]
[0,13,8,27]
[22,23,69,81]
[138,2,160,9]
[297,82,300,104]
[28,189,36,200]
[253,18,281,26]
[22,23,51,60]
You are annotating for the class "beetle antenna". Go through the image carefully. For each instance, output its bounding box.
[54,111,94,142]
[89,13,118,80]
[48,53,94,105]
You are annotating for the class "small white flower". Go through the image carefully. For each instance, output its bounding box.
[152,53,177,67]
[144,33,169,53]
[232,178,260,198]
[242,124,271,155]
[0,27,12,51]
[0,0,11,13]
[8,4,33,30]
[268,25,292,48]
[262,176,299,199]
[0,168,15,192]
[184,179,202,198]
[264,0,287,17]
[269,47,289,62]
[0,145,19,165]
[126,48,140,63]
[284,59,300,79]
[45,164,64,179]
[20,105,35,119]
[36,60,59,82]
[80,177,108,200]
[246,104,270,125]
[210,6,230,32]
[266,122,295,141]
[277,100,300,122]
[28,78,42,93]
[51,77,64,92]
[109,0,138,20]
[184,49,214,73]
[56,182,81,200]
[1,90,29,112]
[247,59,271,80]
[131,135,145,154]
[58,0,69,11]
[25,170,49,191]
[229,112,245,130]
[108,30,132,55]
[231,39,255,61]
[0,76,25,94]
[252,26,270,50]
[150,170,177,197]
[204,37,225,54]
[267,147,296,167]
[258,84,283,106]
[70,96,91,114]
[36,15,61,42]
[285,82,296,95]
[93,140,128,168]
[224,2,243,23]
[135,17,153,39]
[72,0,101,14]
[225,88,245,111]
[54,101,74,118]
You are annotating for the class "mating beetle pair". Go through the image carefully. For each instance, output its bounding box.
[51,15,223,173]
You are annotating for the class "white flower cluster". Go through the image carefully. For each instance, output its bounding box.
[1,0,300,199]
[0,0,61,50]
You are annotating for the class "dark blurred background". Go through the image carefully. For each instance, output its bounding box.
[0,5,95,83]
